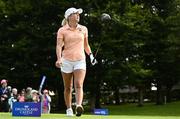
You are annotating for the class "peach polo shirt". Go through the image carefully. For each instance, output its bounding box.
[57,24,88,61]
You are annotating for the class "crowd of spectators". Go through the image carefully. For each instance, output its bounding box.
[0,79,52,114]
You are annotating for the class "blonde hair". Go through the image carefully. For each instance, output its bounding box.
[61,18,68,26]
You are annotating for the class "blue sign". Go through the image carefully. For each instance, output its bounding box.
[94,108,109,115]
[12,102,41,117]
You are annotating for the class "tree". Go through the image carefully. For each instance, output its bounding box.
[142,0,180,104]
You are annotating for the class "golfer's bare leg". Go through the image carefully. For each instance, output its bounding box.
[61,72,73,109]
[74,69,86,106]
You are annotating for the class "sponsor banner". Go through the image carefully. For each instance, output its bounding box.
[12,102,41,117]
[94,108,109,115]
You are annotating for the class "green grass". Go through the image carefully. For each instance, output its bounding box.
[1,101,180,119]
[103,101,180,116]
[1,113,180,119]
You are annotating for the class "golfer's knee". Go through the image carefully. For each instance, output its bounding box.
[64,87,72,93]
[75,83,83,89]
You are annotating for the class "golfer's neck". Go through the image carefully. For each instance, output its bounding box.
[68,21,78,29]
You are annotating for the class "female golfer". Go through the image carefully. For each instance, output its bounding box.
[55,7,96,117]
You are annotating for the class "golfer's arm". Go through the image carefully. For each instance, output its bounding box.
[56,38,64,61]
[84,37,92,55]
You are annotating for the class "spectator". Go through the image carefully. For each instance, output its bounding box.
[8,88,18,112]
[18,89,25,102]
[25,87,32,102]
[0,79,11,112]
[39,89,51,114]
[7,86,12,94]
[31,90,40,103]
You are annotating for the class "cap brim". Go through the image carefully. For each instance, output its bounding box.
[77,8,83,14]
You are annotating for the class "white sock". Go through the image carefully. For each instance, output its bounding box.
[76,105,82,107]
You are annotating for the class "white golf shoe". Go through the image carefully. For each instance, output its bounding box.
[66,108,73,116]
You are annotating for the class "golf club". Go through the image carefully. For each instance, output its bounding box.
[92,13,111,64]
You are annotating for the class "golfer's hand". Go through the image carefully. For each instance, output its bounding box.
[55,60,62,68]
[90,53,97,66]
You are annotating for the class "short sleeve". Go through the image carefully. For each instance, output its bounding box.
[84,26,88,38]
[57,28,64,39]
